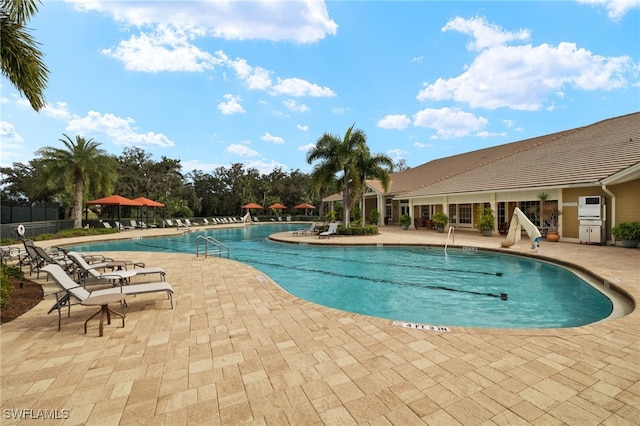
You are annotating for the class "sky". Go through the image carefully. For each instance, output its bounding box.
[1,0,639,176]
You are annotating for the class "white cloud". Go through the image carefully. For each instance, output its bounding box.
[577,0,640,20]
[244,159,287,175]
[271,78,336,97]
[260,132,285,144]
[331,107,347,115]
[387,148,408,160]
[70,0,338,43]
[0,121,26,166]
[475,131,507,138]
[66,110,175,147]
[417,16,635,110]
[226,143,258,157]
[411,56,424,63]
[414,142,434,148]
[298,143,315,152]
[283,99,309,112]
[0,121,24,145]
[297,124,309,132]
[101,25,218,72]
[218,94,245,115]
[413,107,488,138]
[43,102,73,120]
[442,16,530,51]
[377,114,411,130]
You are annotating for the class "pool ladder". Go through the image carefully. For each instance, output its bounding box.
[444,226,455,254]
[196,235,230,259]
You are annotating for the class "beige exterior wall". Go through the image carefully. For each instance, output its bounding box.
[609,179,640,223]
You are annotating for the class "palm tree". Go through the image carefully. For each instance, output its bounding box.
[306,124,367,227]
[354,146,393,225]
[1,0,49,111]
[37,134,118,228]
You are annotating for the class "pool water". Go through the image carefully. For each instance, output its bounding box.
[68,224,613,328]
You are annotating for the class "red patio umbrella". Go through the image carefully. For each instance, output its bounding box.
[268,202,287,209]
[133,197,165,228]
[294,202,315,210]
[86,195,143,206]
[242,202,263,209]
[132,196,165,207]
[86,195,143,230]
[294,202,315,217]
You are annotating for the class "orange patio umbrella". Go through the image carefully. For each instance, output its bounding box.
[294,202,315,216]
[268,202,287,210]
[133,197,165,228]
[132,196,165,207]
[294,202,315,209]
[86,195,143,230]
[242,202,263,209]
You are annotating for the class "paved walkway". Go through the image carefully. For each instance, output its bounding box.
[1,224,638,425]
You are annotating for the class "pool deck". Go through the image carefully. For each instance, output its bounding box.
[1,223,639,425]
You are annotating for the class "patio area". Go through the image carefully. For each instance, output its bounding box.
[1,224,638,425]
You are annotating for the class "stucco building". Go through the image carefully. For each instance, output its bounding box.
[326,112,640,245]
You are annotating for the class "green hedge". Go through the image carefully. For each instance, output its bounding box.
[1,264,24,308]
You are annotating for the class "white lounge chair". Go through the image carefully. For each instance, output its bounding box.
[293,223,317,236]
[319,223,338,239]
[175,219,190,229]
[67,251,166,284]
[42,264,174,331]
[102,221,113,229]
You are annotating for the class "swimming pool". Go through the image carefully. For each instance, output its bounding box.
[68,224,614,328]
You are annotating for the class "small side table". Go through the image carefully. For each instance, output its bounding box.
[81,293,126,336]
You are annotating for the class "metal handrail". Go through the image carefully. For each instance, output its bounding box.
[444,226,455,254]
[196,235,230,259]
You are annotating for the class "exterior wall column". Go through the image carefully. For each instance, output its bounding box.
[409,199,416,229]
[377,194,385,226]
[490,193,497,235]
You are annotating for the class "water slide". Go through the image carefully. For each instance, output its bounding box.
[501,207,542,250]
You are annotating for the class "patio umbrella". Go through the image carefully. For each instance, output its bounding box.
[86,195,143,231]
[294,203,315,210]
[294,202,315,217]
[133,197,165,228]
[242,202,263,209]
[268,202,287,210]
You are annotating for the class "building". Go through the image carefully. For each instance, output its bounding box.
[327,112,640,244]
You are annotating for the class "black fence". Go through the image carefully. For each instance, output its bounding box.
[1,220,75,241]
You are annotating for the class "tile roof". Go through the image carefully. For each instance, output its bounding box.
[391,112,640,198]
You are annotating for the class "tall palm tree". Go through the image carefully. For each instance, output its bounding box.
[37,134,118,228]
[306,124,367,227]
[1,0,49,111]
[354,146,393,224]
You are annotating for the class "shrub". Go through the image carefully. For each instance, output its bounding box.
[612,221,640,241]
[398,214,412,227]
[0,264,23,308]
[432,212,448,228]
[368,209,380,225]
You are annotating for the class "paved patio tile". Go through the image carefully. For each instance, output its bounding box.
[1,225,638,424]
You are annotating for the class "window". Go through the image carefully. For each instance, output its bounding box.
[519,201,540,226]
[448,205,457,224]
[459,204,472,224]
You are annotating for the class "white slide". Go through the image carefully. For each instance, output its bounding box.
[501,207,543,250]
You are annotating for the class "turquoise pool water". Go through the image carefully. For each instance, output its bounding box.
[68,224,613,328]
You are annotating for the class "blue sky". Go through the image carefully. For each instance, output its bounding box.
[1,0,638,175]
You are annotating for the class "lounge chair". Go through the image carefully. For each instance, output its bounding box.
[67,251,166,284]
[102,221,113,229]
[131,219,147,229]
[184,218,200,226]
[42,264,174,331]
[293,223,318,236]
[175,219,190,229]
[114,221,133,230]
[319,223,338,239]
